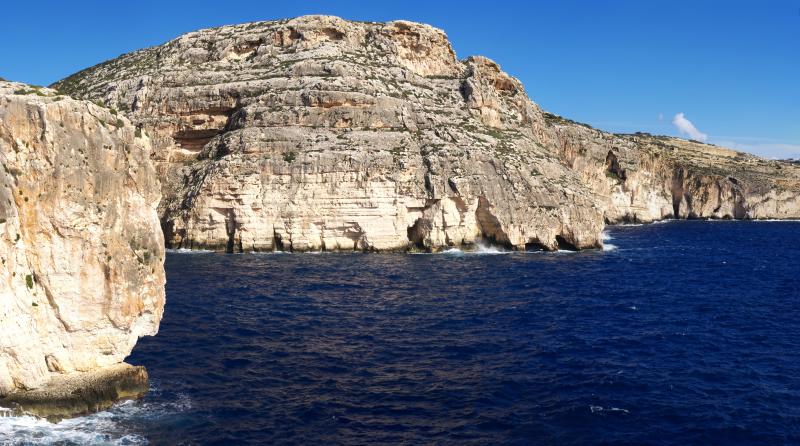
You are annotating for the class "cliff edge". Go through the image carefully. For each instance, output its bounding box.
[0,82,165,417]
[53,15,607,252]
[52,15,800,252]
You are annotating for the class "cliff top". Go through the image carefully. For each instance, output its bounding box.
[51,15,794,173]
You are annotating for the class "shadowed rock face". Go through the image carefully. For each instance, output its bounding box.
[53,15,800,252]
[0,82,165,407]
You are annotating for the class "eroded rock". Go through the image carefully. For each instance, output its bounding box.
[54,15,604,252]
[52,15,800,252]
[546,118,800,223]
[0,82,164,412]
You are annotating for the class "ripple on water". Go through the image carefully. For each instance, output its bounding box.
[5,221,800,445]
[0,393,192,446]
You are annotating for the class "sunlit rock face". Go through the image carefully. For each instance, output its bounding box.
[0,82,165,397]
[547,119,800,223]
[53,15,800,252]
[53,15,604,252]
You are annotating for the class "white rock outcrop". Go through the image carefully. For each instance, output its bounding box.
[0,82,165,396]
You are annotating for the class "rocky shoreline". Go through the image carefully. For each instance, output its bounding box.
[53,15,800,254]
[0,363,149,422]
[1,14,799,420]
[0,82,164,419]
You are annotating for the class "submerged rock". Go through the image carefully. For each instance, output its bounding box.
[0,81,164,416]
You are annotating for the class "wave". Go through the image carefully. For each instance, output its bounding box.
[603,243,618,252]
[0,409,146,446]
[0,394,191,446]
[440,248,464,255]
[417,241,511,255]
[601,230,613,241]
[472,242,509,255]
[589,405,630,414]
[166,248,213,254]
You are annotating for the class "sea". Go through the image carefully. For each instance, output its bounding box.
[2,220,799,445]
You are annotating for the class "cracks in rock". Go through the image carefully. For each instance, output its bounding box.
[406,217,431,250]
[173,105,241,154]
[555,235,578,251]
[475,196,511,248]
[733,191,747,219]
[272,229,285,252]
[671,167,686,218]
[173,129,224,152]
[224,208,241,253]
[345,222,368,251]
[605,150,627,183]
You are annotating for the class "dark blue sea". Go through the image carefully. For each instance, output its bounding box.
[3,221,800,445]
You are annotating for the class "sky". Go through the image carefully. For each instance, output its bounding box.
[1,1,798,158]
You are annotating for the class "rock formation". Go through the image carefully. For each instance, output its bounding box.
[52,15,800,252]
[0,81,164,415]
[548,116,800,223]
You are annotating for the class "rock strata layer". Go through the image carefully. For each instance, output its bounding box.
[0,82,165,411]
[53,15,800,252]
[547,117,800,223]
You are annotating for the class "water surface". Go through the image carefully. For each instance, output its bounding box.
[3,221,799,445]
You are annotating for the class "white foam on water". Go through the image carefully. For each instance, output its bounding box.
[248,250,289,255]
[165,248,213,254]
[472,242,509,255]
[603,243,618,252]
[440,248,464,255]
[589,405,630,414]
[0,394,191,446]
[555,249,578,254]
[0,410,145,446]
[601,230,613,241]
[421,242,509,255]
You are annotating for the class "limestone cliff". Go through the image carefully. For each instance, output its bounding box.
[546,115,800,223]
[52,15,800,252]
[0,82,165,402]
[53,15,606,252]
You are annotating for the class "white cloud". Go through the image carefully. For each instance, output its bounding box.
[672,112,707,142]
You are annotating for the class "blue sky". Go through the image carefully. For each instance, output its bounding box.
[1,1,797,158]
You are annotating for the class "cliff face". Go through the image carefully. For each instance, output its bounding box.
[52,15,800,252]
[0,82,165,398]
[53,15,605,252]
[547,117,800,223]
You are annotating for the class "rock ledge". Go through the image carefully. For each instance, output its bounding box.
[0,363,149,421]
